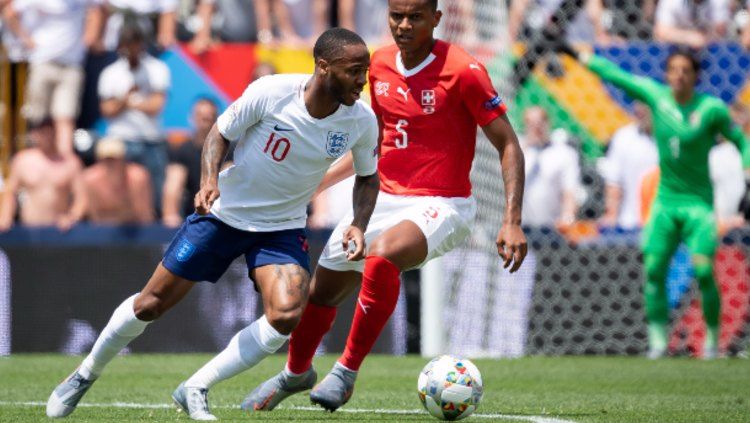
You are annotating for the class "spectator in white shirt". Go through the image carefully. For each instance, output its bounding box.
[509,0,610,44]
[742,0,750,49]
[654,0,729,48]
[710,102,749,235]
[254,0,328,48]
[338,0,390,47]
[2,0,104,155]
[102,0,178,51]
[177,0,215,54]
[520,106,582,228]
[600,102,658,229]
[98,22,170,213]
[710,140,745,235]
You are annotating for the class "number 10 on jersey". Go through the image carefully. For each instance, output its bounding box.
[264,132,291,162]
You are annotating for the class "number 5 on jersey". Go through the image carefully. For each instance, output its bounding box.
[395,119,409,149]
[264,132,291,162]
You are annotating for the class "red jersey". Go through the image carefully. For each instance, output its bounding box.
[368,40,507,198]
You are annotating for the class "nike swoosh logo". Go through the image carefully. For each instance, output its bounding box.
[274,124,293,132]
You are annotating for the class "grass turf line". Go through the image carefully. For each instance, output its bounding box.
[0,354,748,422]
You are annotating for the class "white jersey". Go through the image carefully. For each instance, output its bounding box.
[709,142,744,219]
[604,123,658,229]
[520,138,581,227]
[212,74,378,232]
[12,0,102,66]
[655,0,729,32]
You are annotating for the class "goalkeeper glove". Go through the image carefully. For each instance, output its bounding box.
[547,35,580,61]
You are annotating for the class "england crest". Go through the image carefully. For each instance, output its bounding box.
[326,131,350,158]
[175,238,196,262]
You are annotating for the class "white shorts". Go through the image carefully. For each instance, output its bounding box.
[318,191,477,273]
[24,62,84,121]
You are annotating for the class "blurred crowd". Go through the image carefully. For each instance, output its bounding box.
[0,0,749,234]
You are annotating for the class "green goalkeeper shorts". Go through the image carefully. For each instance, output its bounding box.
[641,201,717,257]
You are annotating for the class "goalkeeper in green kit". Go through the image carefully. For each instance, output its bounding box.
[556,45,750,359]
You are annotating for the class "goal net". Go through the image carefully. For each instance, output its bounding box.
[423,0,750,359]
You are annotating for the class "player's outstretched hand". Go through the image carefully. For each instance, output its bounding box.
[194,181,220,215]
[342,225,366,261]
[496,223,528,273]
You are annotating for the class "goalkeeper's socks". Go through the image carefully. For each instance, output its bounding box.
[79,293,149,380]
[185,315,288,389]
[647,322,668,353]
[705,325,720,350]
[340,255,400,371]
[286,302,337,374]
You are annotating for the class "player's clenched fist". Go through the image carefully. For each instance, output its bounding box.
[194,181,220,215]
[496,223,527,273]
[342,225,366,261]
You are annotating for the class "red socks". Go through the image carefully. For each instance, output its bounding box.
[340,255,401,371]
[287,302,336,374]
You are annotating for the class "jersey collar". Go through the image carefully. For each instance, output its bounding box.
[396,51,436,77]
[295,76,347,121]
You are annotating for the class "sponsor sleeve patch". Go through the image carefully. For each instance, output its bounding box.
[484,95,503,111]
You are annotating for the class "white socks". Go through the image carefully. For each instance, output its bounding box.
[79,294,150,380]
[76,298,289,390]
[184,315,289,389]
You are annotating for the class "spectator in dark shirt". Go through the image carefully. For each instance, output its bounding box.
[161,97,218,227]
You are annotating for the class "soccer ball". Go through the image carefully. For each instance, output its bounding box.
[417,355,483,420]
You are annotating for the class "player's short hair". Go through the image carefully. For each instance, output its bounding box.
[666,47,701,74]
[390,0,437,12]
[313,28,366,62]
[193,96,219,110]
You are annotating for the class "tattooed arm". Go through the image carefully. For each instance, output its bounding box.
[342,172,380,261]
[194,124,230,214]
[482,114,528,273]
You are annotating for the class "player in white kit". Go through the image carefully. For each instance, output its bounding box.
[46,28,380,421]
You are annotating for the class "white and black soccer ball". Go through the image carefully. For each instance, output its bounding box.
[417,355,483,421]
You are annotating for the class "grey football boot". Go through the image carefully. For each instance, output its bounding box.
[172,382,217,421]
[46,369,96,418]
[241,367,317,411]
[309,362,357,412]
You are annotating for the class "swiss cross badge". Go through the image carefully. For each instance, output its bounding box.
[375,81,390,96]
[421,90,435,114]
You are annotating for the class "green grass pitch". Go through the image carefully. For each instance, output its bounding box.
[1,354,749,422]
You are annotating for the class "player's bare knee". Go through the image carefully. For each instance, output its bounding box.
[133,293,165,321]
[309,288,345,308]
[367,238,394,261]
[266,305,303,335]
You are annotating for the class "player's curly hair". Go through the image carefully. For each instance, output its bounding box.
[313,28,366,62]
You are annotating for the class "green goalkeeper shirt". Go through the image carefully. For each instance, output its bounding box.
[587,54,750,207]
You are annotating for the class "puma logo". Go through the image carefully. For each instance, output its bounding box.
[396,86,410,102]
[358,298,371,314]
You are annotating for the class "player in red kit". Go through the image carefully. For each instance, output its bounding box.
[243,0,527,412]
